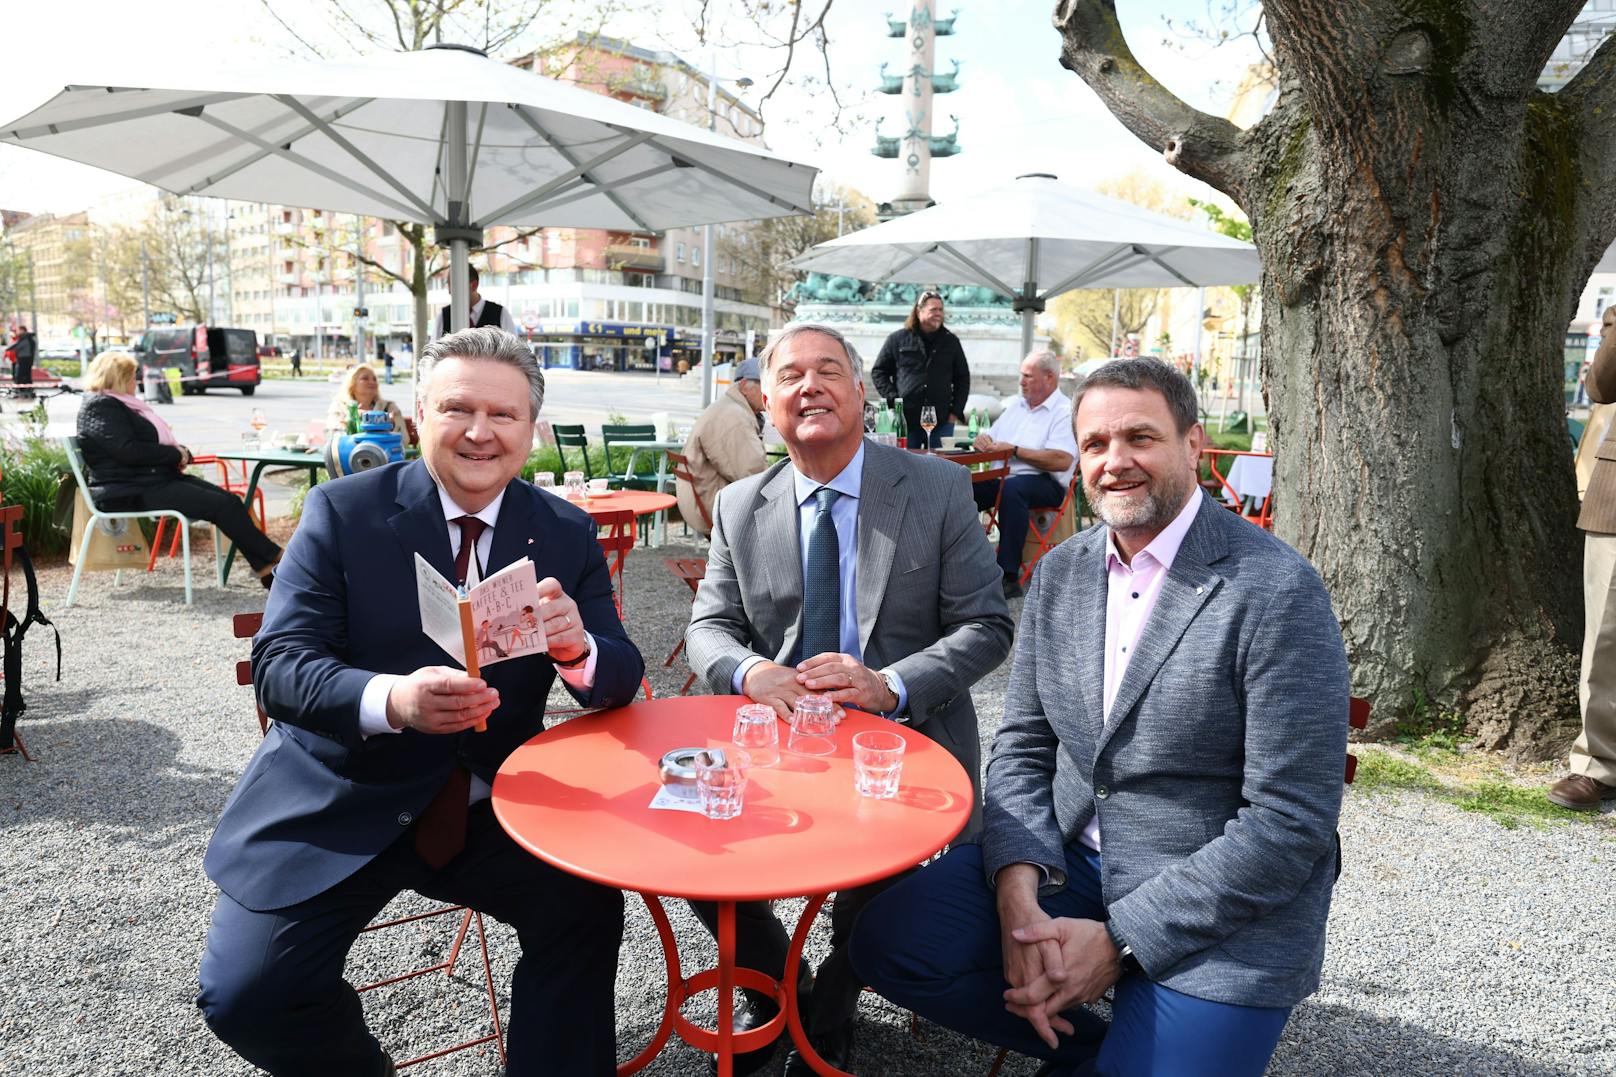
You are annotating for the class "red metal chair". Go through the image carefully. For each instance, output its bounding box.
[232,612,506,1070]
[1018,478,1084,585]
[667,450,711,536]
[662,557,707,695]
[1199,449,1274,530]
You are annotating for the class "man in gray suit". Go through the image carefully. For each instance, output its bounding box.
[851,359,1349,1075]
[686,322,1013,1075]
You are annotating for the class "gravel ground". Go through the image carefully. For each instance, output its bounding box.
[1,531,1613,1076]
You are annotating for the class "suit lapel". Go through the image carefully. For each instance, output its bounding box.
[388,460,456,580]
[759,466,804,662]
[1095,497,1228,757]
[1070,529,1110,745]
[487,480,542,578]
[856,447,906,657]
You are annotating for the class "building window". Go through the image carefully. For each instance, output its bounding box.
[692,247,701,268]
[676,242,686,263]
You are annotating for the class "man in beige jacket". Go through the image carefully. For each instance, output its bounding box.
[676,357,767,538]
[1552,305,1616,810]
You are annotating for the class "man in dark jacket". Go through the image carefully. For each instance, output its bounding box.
[872,289,970,449]
[11,325,37,397]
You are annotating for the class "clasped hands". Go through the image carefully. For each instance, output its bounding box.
[995,864,1122,1050]
[386,576,588,733]
[741,652,897,719]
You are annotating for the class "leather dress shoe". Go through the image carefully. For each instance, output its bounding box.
[711,989,788,1077]
[1547,773,1616,811]
[1002,575,1025,600]
[782,1023,852,1076]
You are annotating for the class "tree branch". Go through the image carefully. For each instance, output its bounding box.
[1560,32,1616,257]
[1053,0,1251,208]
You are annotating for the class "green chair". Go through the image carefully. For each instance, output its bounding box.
[601,424,662,492]
[552,424,595,481]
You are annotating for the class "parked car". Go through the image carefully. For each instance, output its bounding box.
[135,325,262,395]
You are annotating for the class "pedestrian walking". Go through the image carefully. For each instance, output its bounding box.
[288,348,302,378]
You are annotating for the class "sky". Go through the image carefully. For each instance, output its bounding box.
[0,0,1263,218]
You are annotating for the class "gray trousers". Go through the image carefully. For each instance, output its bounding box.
[1575,531,1616,783]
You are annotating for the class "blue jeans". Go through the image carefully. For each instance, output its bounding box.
[973,472,1067,579]
[850,843,1291,1076]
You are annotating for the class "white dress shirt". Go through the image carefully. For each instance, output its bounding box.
[988,389,1078,487]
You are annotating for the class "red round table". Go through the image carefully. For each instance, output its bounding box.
[492,695,974,1077]
[566,489,676,522]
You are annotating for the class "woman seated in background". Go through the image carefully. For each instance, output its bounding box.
[76,351,282,589]
[326,363,407,439]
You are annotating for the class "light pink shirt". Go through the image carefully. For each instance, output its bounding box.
[1078,489,1203,852]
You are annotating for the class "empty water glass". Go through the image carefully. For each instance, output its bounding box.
[696,748,750,820]
[533,472,556,491]
[732,703,780,767]
[788,694,836,756]
[563,470,586,500]
[853,729,906,799]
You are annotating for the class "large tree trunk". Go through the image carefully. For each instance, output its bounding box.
[1054,0,1614,756]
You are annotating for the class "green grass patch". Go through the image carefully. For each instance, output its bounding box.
[1349,745,1609,831]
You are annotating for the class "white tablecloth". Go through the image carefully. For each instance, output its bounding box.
[1223,454,1274,504]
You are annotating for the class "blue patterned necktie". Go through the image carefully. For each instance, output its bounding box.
[800,486,842,660]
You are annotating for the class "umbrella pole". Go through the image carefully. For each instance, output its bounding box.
[1015,238,1041,359]
[446,100,473,334]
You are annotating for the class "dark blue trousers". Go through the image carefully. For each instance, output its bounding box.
[850,843,1291,1076]
[903,419,955,450]
[197,799,624,1076]
[973,472,1067,580]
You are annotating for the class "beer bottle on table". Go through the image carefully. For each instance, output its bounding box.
[893,397,907,444]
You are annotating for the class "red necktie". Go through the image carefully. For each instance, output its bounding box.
[413,514,487,870]
[452,514,486,585]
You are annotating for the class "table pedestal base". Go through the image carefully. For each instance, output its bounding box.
[620,892,853,1077]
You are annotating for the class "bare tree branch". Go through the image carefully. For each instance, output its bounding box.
[256,0,332,57]
[1559,32,1616,260]
[1053,0,1251,207]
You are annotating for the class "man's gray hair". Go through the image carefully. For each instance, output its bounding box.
[419,327,545,420]
[758,323,864,386]
[1024,350,1061,376]
[1073,358,1200,434]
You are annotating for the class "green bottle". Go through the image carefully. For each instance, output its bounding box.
[875,401,892,435]
[967,408,980,440]
[346,400,360,435]
[893,397,907,443]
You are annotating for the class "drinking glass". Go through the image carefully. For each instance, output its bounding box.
[250,407,268,434]
[732,703,780,767]
[788,694,836,756]
[853,729,906,799]
[563,470,586,500]
[241,430,261,451]
[697,748,750,820]
[919,405,938,451]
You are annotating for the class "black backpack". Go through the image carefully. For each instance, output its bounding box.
[1,543,60,751]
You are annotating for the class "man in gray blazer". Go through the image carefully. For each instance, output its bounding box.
[686,322,1013,1075]
[851,359,1349,1075]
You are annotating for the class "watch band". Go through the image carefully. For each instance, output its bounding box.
[554,641,590,669]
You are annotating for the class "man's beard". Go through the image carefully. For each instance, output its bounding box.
[1084,469,1193,534]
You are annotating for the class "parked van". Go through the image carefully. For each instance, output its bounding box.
[134,325,262,396]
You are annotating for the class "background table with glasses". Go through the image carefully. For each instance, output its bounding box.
[491,695,974,1077]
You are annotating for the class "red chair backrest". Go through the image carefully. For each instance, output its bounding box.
[1344,696,1371,784]
[593,509,635,616]
[233,612,269,735]
[945,448,1013,485]
[667,451,712,532]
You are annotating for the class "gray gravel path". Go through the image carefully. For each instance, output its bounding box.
[1,537,1612,1076]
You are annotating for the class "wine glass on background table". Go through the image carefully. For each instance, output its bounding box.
[250,408,268,438]
[919,405,938,452]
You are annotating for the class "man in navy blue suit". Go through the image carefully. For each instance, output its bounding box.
[196,327,644,1076]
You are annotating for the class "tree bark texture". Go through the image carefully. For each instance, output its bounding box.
[1054,0,1616,755]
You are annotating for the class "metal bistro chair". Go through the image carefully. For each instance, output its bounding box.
[551,424,597,482]
[1018,477,1089,586]
[62,436,214,608]
[148,456,267,575]
[601,423,661,492]
[231,612,506,1070]
[984,693,1375,1077]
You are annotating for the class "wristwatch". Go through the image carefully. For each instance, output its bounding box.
[878,669,903,717]
[554,639,591,669]
[1011,445,1020,460]
[1105,920,1141,976]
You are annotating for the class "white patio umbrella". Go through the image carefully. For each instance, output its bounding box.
[789,172,1260,354]
[0,44,817,336]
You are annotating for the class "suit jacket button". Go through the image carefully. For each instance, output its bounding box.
[397,811,413,826]
[1095,786,1110,799]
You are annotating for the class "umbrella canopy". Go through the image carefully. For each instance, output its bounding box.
[0,44,817,333]
[789,172,1259,353]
